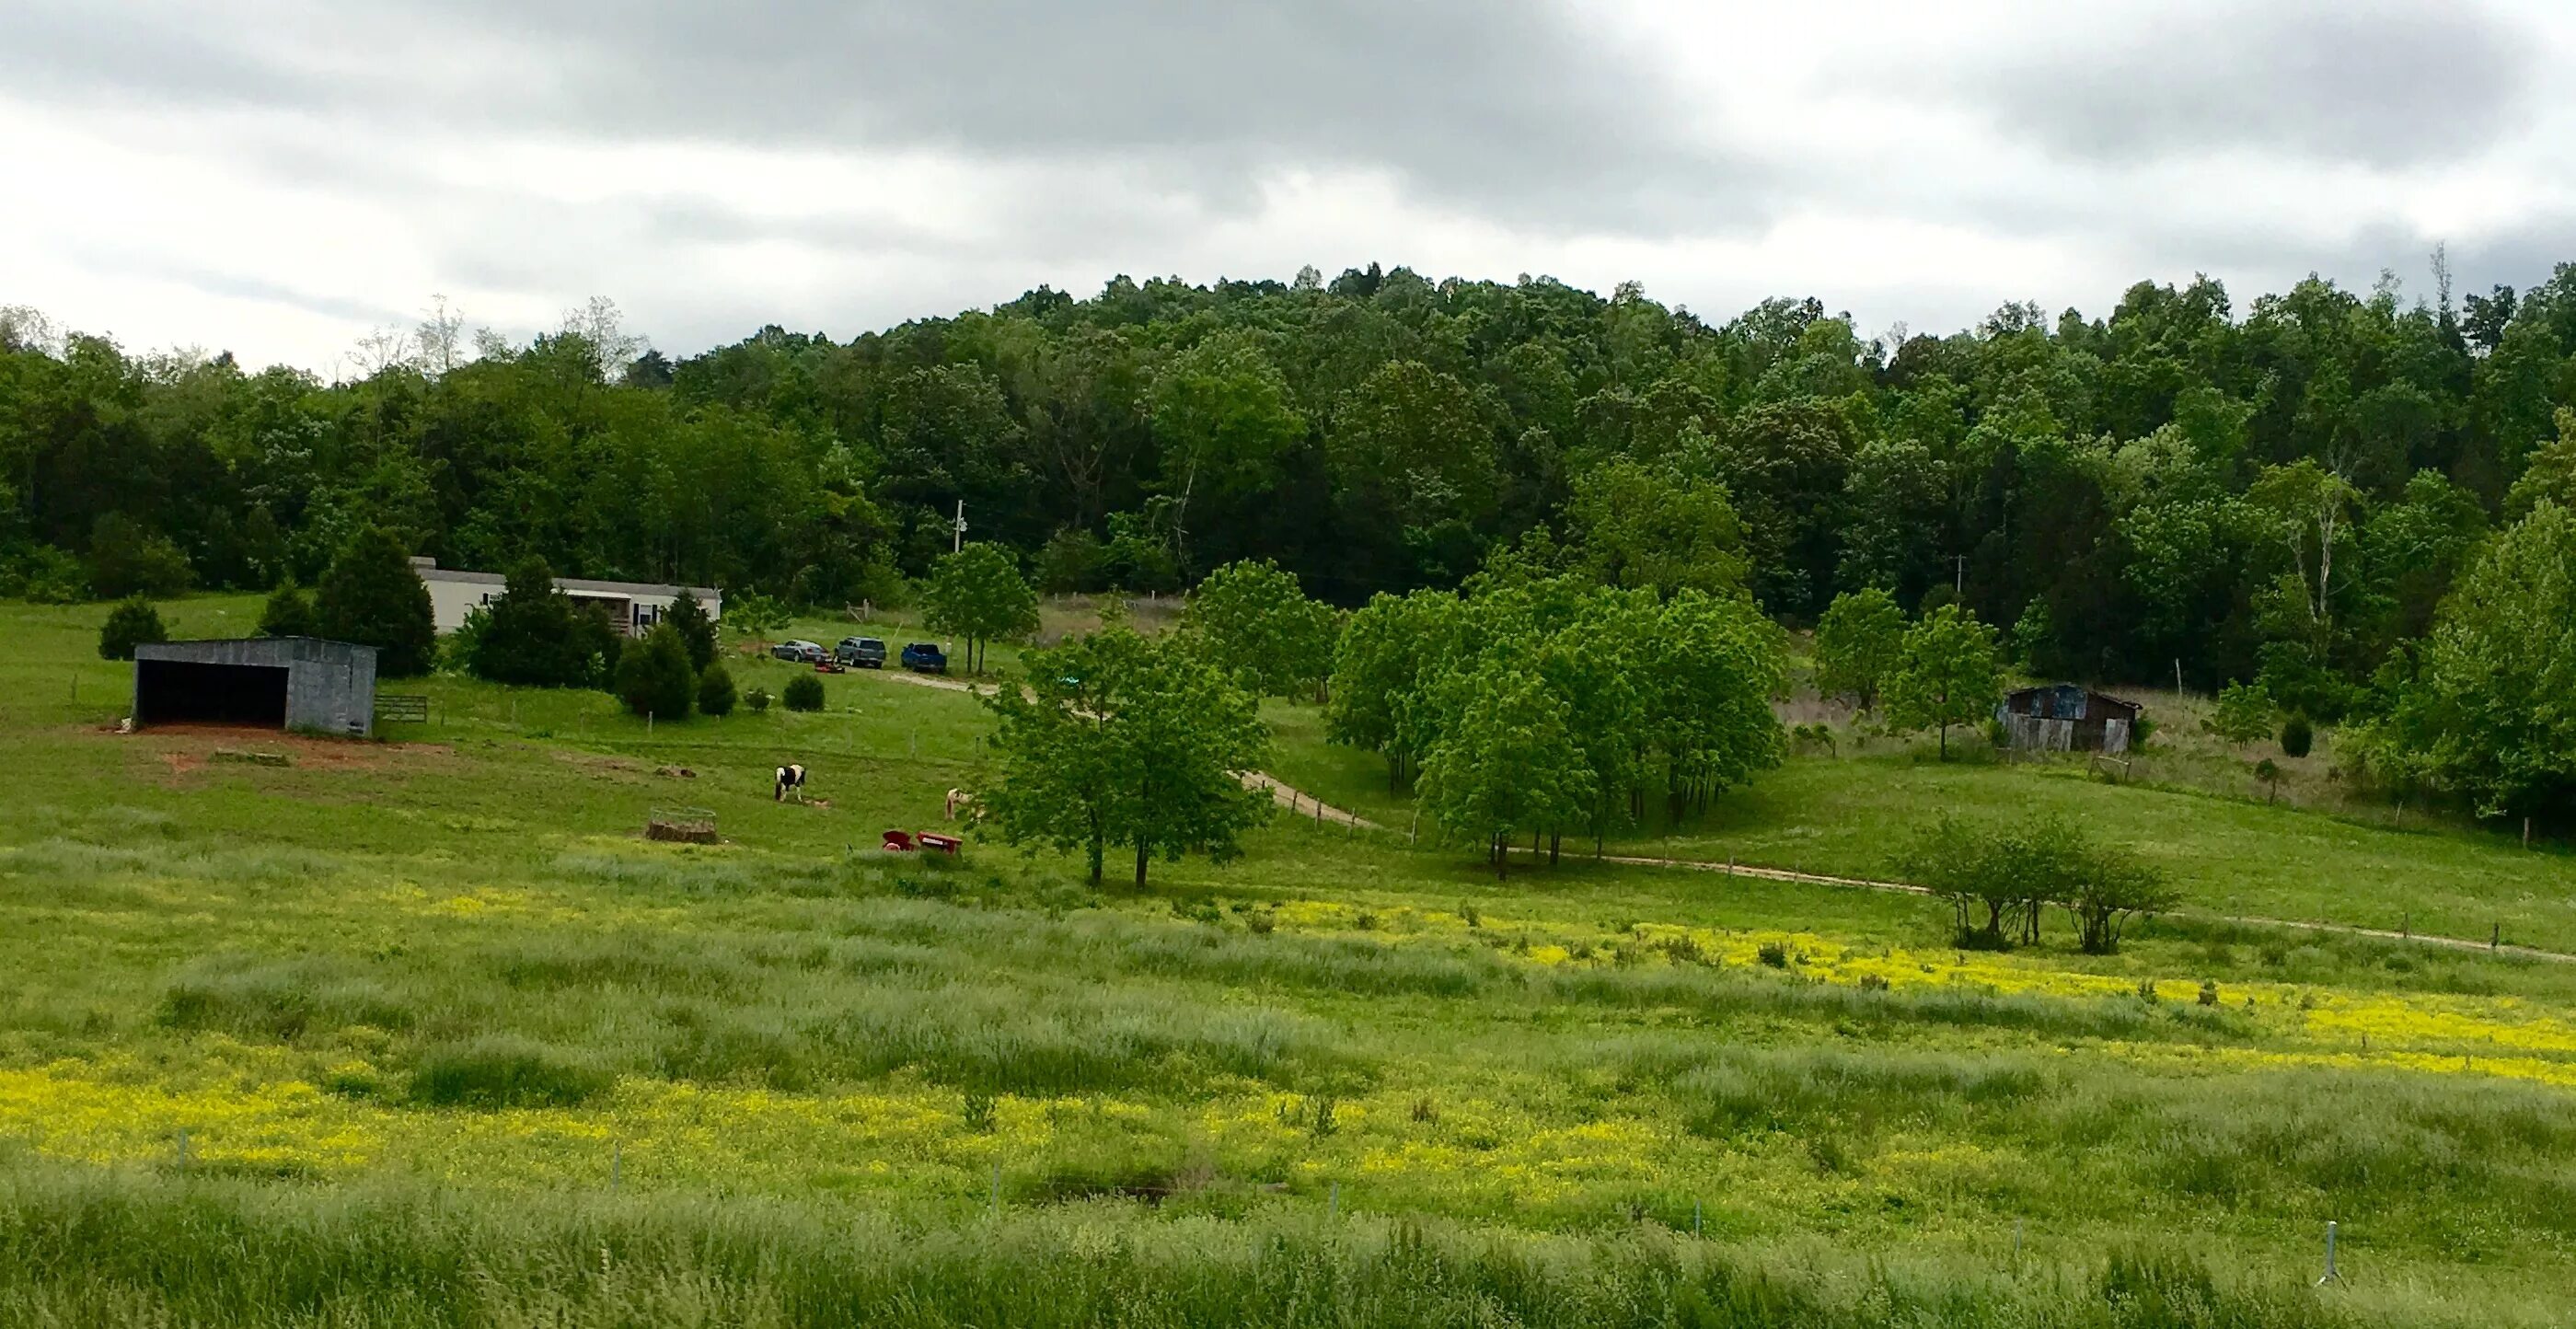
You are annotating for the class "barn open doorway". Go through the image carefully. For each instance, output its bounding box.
[135,659,290,728]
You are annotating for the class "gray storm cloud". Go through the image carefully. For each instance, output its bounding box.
[1956,0,2536,168]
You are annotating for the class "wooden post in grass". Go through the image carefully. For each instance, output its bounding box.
[2524,817,2533,849]
[2317,1220,2341,1285]
[2492,923,2501,951]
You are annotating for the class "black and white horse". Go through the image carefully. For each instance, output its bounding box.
[774,763,807,803]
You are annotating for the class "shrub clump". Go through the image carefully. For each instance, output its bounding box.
[782,674,826,712]
[408,1036,614,1110]
[257,583,317,638]
[745,686,773,712]
[696,663,737,717]
[2280,711,2315,758]
[98,596,167,661]
[614,622,696,720]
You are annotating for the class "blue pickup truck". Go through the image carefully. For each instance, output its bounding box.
[899,642,948,675]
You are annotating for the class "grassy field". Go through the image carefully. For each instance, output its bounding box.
[3,595,2573,1324]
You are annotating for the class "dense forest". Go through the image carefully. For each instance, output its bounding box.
[7,258,2576,727]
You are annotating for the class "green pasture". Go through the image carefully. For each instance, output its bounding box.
[1,595,2572,1325]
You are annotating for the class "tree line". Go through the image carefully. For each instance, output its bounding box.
[11,253,2576,826]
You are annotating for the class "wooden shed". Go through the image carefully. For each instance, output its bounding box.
[1996,684,2142,755]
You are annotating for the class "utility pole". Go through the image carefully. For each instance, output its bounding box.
[1954,555,1967,597]
[953,500,966,554]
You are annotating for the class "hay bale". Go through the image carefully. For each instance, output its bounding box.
[645,807,718,844]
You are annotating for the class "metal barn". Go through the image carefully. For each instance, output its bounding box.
[1997,684,2142,755]
[132,637,380,738]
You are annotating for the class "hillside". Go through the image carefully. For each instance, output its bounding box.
[3,595,2573,1324]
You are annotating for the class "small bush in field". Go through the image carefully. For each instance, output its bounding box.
[745,686,772,712]
[696,664,737,717]
[98,596,167,661]
[1758,942,1790,969]
[408,1036,613,1110]
[2281,711,2314,758]
[782,674,826,712]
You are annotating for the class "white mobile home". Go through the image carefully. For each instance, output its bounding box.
[411,558,722,636]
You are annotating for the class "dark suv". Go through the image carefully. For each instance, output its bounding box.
[899,642,948,674]
[837,637,887,668]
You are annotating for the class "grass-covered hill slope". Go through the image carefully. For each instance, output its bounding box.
[2,595,2572,1325]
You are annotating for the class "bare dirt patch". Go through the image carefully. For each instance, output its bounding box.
[552,749,647,781]
[114,723,451,784]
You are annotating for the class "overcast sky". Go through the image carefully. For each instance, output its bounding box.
[8,0,2575,375]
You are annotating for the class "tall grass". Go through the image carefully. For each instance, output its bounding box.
[0,1165,2543,1328]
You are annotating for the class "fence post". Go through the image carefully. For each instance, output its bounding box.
[2317,1219,2341,1285]
[2493,923,2501,951]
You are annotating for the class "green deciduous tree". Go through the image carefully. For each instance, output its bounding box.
[1886,604,2001,760]
[1417,664,1597,878]
[980,628,1270,886]
[924,542,1039,675]
[1182,558,1340,699]
[1813,587,1905,711]
[1906,815,2174,953]
[1637,589,1789,822]
[2504,408,2576,521]
[1904,815,2045,949]
[87,513,194,600]
[1561,451,1747,598]
[1325,589,1473,790]
[722,593,790,642]
[613,622,696,720]
[1149,332,1306,571]
[98,595,166,661]
[314,526,436,677]
[2053,828,2178,954]
[2370,503,2576,824]
[2202,681,2276,744]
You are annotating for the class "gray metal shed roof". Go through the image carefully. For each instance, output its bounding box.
[134,636,380,666]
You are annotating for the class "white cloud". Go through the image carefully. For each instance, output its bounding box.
[7,0,2576,373]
